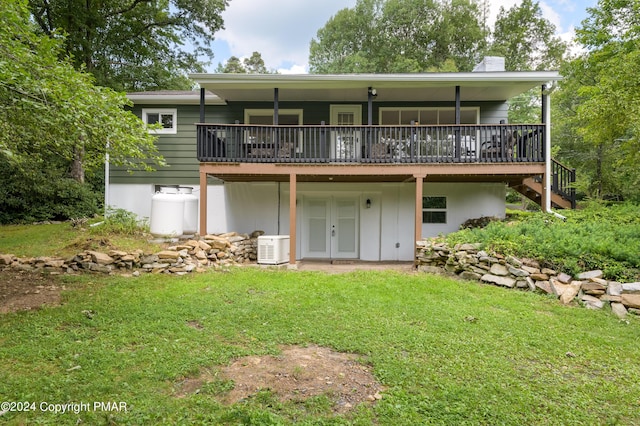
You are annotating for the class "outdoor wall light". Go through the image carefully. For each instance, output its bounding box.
[368,87,377,97]
[366,198,372,209]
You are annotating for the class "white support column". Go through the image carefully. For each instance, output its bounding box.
[543,84,552,213]
[289,173,297,266]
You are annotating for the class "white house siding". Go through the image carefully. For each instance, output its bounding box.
[108,181,505,261]
[421,182,506,239]
[108,184,155,221]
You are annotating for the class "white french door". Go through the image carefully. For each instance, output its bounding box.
[302,196,359,259]
[330,105,362,160]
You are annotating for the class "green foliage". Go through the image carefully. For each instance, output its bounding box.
[309,0,488,73]
[28,0,228,91]
[91,208,149,236]
[0,155,100,224]
[488,0,567,71]
[1,270,639,424]
[216,52,278,74]
[553,0,640,201]
[446,202,640,281]
[1,0,164,202]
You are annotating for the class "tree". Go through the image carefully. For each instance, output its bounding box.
[0,0,163,220]
[215,52,278,73]
[486,0,568,125]
[28,0,228,92]
[489,0,567,72]
[309,0,487,73]
[553,0,640,200]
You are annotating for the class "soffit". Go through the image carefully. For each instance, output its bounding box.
[191,72,561,103]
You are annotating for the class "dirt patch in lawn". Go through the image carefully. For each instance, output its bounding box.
[175,345,385,414]
[0,270,63,314]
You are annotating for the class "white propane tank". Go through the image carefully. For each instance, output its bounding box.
[150,186,184,237]
[179,186,198,236]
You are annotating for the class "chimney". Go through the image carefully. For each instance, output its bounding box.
[472,57,505,72]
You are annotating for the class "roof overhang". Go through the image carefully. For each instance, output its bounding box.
[126,90,226,105]
[190,72,562,103]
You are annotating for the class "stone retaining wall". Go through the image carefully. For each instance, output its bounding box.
[416,240,640,319]
[0,231,261,276]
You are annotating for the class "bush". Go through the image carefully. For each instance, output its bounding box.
[91,208,148,236]
[0,157,101,223]
[445,202,640,281]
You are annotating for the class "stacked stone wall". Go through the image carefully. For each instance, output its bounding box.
[0,231,262,276]
[417,240,640,319]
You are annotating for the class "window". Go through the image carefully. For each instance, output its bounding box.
[243,109,304,154]
[143,109,177,134]
[423,196,447,224]
[379,107,479,125]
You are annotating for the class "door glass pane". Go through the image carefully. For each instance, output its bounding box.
[338,218,356,252]
[337,112,354,126]
[381,110,399,125]
[419,110,437,124]
[401,110,419,125]
[308,200,327,253]
[336,200,356,253]
[309,219,327,251]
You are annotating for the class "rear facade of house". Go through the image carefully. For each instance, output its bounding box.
[111,58,573,264]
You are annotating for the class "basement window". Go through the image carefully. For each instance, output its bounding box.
[143,109,177,134]
[422,196,447,224]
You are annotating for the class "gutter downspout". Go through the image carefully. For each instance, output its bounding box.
[542,83,552,213]
[104,140,110,216]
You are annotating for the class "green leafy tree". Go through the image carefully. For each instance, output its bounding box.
[309,0,487,73]
[0,0,163,220]
[487,0,567,124]
[28,0,228,91]
[554,0,640,201]
[489,0,567,71]
[215,52,277,73]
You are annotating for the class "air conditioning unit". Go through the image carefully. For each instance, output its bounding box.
[257,235,290,265]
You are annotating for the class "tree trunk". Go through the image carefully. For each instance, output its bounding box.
[70,144,85,183]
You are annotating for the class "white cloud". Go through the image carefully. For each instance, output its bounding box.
[216,0,357,73]
[213,0,596,73]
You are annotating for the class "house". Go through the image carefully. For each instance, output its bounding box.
[112,58,574,265]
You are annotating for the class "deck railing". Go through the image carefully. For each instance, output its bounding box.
[197,123,546,164]
[552,159,577,209]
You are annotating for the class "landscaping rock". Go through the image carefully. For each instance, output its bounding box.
[581,282,607,295]
[0,254,15,265]
[559,281,582,305]
[621,282,640,293]
[577,270,603,280]
[581,294,604,310]
[607,282,623,296]
[610,303,628,319]
[556,272,572,284]
[481,274,516,288]
[621,294,640,309]
[489,263,509,276]
[88,251,115,265]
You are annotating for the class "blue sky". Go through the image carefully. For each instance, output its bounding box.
[208,0,599,73]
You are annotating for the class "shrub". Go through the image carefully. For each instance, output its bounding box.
[445,202,640,281]
[90,208,148,236]
[0,157,101,223]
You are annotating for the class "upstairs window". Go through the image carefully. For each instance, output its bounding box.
[143,109,177,134]
[422,196,447,224]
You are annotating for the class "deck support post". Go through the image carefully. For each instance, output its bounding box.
[414,174,425,262]
[199,168,208,236]
[289,173,297,265]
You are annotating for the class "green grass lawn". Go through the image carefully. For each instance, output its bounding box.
[1,269,639,425]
